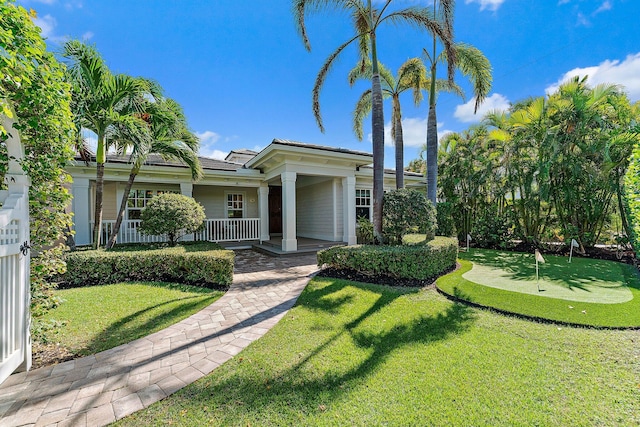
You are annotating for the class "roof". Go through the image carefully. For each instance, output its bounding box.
[77,154,244,172]
[359,165,425,178]
[228,148,258,156]
[271,138,373,158]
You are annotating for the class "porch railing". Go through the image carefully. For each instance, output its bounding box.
[91,218,261,245]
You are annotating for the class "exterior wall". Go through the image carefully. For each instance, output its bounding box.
[102,182,118,221]
[296,179,337,241]
[192,185,259,219]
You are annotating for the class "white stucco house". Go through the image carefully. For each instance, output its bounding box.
[67,139,424,254]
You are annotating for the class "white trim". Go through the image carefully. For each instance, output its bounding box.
[224,191,246,219]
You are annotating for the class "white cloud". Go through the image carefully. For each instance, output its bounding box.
[465,0,505,11]
[200,149,227,160]
[81,31,94,40]
[196,130,225,158]
[366,117,452,148]
[33,14,56,39]
[453,93,510,123]
[594,0,612,15]
[546,53,640,102]
[195,130,220,145]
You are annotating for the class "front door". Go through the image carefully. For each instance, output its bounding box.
[268,186,282,234]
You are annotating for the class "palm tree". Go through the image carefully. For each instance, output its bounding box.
[423,0,492,204]
[349,58,426,189]
[63,40,152,249]
[293,0,454,243]
[105,97,203,249]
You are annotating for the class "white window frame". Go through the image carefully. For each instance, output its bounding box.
[225,191,246,219]
[355,188,372,222]
[126,189,176,220]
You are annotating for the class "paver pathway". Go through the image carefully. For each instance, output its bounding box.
[0,250,318,427]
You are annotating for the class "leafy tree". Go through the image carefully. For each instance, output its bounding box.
[293,0,453,243]
[140,193,205,246]
[105,97,203,249]
[62,40,153,249]
[383,188,437,244]
[423,0,492,204]
[349,58,426,188]
[0,0,75,317]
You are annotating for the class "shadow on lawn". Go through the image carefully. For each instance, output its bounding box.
[79,294,218,355]
[462,250,638,293]
[178,278,476,421]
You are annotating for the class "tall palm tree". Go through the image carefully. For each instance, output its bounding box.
[105,97,203,249]
[63,40,152,249]
[294,0,454,243]
[349,58,426,189]
[423,0,492,204]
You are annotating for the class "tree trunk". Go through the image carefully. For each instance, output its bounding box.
[92,161,105,249]
[106,170,138,249]
[426,103,438,204]
[393,96,404,189]
[370,27,385,245]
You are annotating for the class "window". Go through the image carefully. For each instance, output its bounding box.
[356,188,371,221]
[226,193,244,218]
[126,189,176,220]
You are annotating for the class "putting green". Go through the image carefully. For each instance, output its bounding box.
[461,250,633,304]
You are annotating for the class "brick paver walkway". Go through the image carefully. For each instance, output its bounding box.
[0,250,318,427]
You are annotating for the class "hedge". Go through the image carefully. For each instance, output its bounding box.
[62,243,234,288]
[317,236,458,280]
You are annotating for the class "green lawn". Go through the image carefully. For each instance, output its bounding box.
[40,282,223,355]
[117,277,639,426]
[438,249,640,328]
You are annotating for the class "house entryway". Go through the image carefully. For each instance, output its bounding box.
[254,237,346,256]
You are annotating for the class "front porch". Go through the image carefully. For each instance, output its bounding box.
[253,237,346,256]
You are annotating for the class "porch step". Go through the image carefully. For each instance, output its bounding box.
[253,241,346,257]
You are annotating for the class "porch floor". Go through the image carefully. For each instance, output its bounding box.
[254,237,346,256]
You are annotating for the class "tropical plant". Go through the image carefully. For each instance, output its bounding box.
[293,0,453,243]
[349,58,426,188]
[422,0,492,204]
[0,1,76,319]
[63,40,153,249]
[382,188,437,244]
[139,193,205,246]
[105,97,203,249]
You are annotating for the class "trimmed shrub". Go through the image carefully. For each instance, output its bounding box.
[62,243,233,288]
[140,193,205,246]
[472,204,513,249]
[317,236,458,280]
[356,216,374,244]
[383,189,437,244]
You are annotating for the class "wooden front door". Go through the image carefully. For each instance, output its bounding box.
[268,186,282,234]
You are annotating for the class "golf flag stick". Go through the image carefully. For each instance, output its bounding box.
[467,233,472,252]
[535,249,545,292]
[569,238,579,263]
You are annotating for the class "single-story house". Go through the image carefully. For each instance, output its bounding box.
[67,138,424,254]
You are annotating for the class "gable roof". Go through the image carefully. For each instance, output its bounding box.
[271,138,372,158]
[78,154,244,172]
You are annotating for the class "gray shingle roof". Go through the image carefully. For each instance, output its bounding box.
[79,154,244,172]
[272,138,373,158]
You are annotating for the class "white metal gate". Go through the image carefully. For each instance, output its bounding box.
[0,116,31,385]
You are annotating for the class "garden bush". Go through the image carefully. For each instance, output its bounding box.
[472,204,513,249]
[382,189,437,244]
[140,193,205,246]
[436,202,457,237]
[62,242,233,288]
[317,236,458,280]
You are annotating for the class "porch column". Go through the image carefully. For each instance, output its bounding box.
[342,175,356,245]
[180,182,193,198]
[281,171,297,252]
[72,177,91,246]
[258,184,270,242]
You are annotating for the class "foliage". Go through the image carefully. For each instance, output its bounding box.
[139,193,205,246]
[435,202,456,237]
[623,142,640,256]
[472,204,513,249]
[0,1,75,319]
[438,249,640,328]
[356,216,374,245]
[39,282,222,356]
[317,236,457,280]
[118,277,638,426]
[382,188,436,244]
[62,243,234,288]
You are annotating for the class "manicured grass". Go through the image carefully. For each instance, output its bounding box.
[40,282,223,355]
[438,249,640,328]
[117,277,639,426]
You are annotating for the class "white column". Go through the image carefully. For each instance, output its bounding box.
[258,184,270,242]
[180,182,193,198]
[342,175,356,245]
[72,177,91,246]
[281,171,297,252]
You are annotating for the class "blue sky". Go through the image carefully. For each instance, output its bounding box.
[19,0,640,168]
